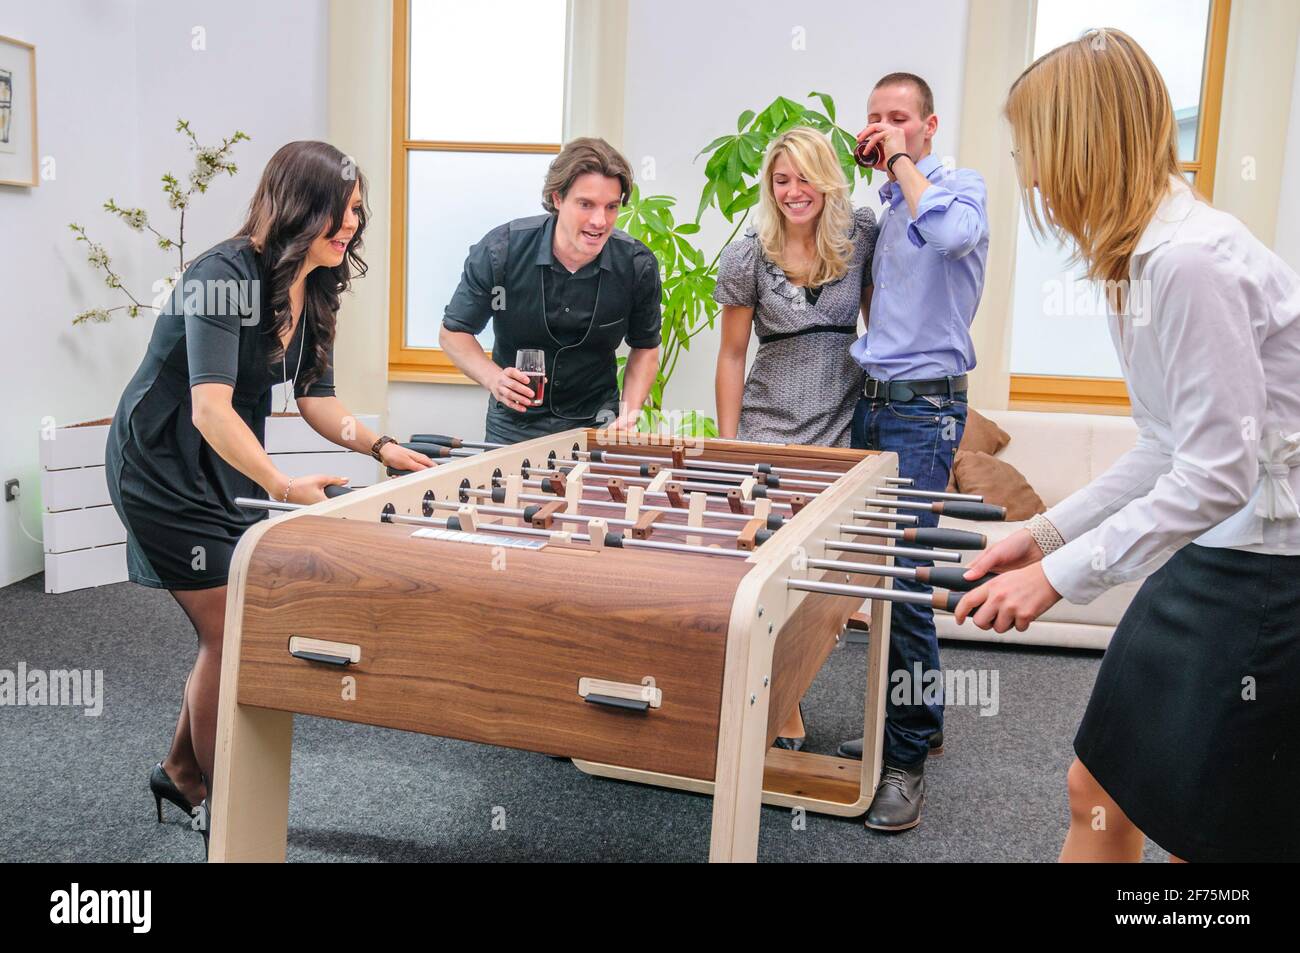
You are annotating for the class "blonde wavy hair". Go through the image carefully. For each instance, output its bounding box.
[756,128,855,287]
[1004,29,1187,308]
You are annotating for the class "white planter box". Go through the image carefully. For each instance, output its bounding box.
[38,413,383,592]
[41,466,113,512]
[39,421,111,470]
[44,545,129,594]
[43,505,127,553]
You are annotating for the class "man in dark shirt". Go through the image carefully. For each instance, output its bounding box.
[440,138,662,443]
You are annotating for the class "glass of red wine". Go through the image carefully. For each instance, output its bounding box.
[516,349,546,407]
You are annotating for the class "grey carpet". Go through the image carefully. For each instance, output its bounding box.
[0,573,1168,862]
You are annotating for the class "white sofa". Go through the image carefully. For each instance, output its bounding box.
[934,409,1141,650]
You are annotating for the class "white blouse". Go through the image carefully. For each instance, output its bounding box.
[1041,178,1300,605]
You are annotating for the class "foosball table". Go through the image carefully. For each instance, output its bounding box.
[209,428,1003,862]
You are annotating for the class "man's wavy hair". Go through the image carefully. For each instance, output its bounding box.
[541,137,633,214]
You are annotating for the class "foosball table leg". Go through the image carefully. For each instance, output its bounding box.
[208,703,294,862]
[860,588,892,799]
[209,527,295,863]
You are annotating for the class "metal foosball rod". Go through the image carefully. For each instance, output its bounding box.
[420,497,778,546]
[874,486,984,502]
[787,578,965,612]
[409,431,866,483]
[573,458,835,492]
[409,433,504,451]
[531,460,833,495]
[825,539,964,562]
[579,448,845,483]
[805,557,998,591]
[863,495,1007,521]
[837,523,987,550]
[461,484,921,527]
[519,463,825,503]
[382,511,756,560]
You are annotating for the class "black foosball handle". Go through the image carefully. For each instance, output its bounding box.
[400,441,453,458]
[903,527,987,550]
[936,590,964,613]
[916,566,999,591]
[936,501,1007,521]
[324,484,353,498]
[409,433,463,448]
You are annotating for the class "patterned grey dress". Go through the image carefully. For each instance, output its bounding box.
[714,206,876,447]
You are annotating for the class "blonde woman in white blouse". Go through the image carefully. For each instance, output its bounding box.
[955,29,1300,862]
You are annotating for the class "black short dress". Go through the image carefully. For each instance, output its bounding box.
[105,237,335,590]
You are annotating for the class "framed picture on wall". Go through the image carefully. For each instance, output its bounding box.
[0,33,38,188]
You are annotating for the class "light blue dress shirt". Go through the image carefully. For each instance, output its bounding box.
[850,153,989,382]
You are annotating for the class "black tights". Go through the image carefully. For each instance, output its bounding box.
[162,585,228,804]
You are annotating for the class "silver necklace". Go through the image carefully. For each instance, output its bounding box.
[281,310,305,413]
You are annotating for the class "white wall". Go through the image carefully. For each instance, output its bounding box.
[0,0,328,588]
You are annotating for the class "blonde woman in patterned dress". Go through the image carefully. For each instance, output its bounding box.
[714,127,876,746]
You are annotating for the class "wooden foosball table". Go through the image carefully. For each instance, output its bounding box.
[209,428,1002,862]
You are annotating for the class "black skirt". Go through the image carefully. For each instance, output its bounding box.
[1075,542,1300,862]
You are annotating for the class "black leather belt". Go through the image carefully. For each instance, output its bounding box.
[863,374,968,402]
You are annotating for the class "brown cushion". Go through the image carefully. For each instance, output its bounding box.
[960,408,1011,456]
[946,409,1012,491]
[951,450,1046,521]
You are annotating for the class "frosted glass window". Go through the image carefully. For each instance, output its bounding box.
[404,150,556,349]
[1010,1,1213,378]
[409,0,566,143]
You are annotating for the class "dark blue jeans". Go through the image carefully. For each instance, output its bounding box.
[851,393,968,766]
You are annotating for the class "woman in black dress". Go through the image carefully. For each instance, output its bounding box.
[106,141,432,832]
[955,31,1300,862]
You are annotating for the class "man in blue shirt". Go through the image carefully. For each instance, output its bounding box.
[838,72,989,832]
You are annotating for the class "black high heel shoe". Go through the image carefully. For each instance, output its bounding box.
[149,762,195,822]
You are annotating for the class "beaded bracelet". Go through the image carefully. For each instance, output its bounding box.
[1026,513,1065,556]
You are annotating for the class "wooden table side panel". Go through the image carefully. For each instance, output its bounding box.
[237,516,748,779]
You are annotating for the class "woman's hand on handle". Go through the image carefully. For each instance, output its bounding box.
[284,474,350,505]
[963,527,1043,577]
[952,528,1059,632]
[379,442,434,472]
[953,563,1062,633]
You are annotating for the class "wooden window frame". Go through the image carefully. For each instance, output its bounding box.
[1008,0,1232,411]
[388,0,563,383]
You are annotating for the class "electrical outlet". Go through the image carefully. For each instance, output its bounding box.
[3,479,18,502]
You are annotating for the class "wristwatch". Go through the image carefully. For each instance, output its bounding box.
[370,435,397,461]
[886,152,912,176]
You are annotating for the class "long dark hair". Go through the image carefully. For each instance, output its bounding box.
[236,141,368,389]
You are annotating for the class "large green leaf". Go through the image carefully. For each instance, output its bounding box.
[808,90,836,123]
